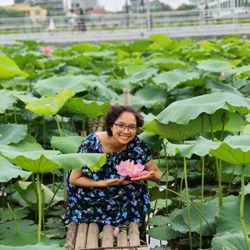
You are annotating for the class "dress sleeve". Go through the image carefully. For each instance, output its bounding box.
[127,136,152,165]
[77,133,100,153]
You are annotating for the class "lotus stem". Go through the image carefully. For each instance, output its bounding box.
[7,202,19,233]
[183,156,193,250]
[240,165,250,250]
[135,182,215,234]
[200,155,205,248]
[36,173,42,243]
[162,141,169,214]
[54,115,62,137]
[42,115,46,147]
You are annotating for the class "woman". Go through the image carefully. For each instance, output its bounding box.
[78,8,87,32]
[63,105,162,227]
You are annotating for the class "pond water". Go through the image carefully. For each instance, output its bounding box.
[147,236,170,249]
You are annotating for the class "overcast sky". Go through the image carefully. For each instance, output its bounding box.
[98,0,190,11]
[1,0,190,11]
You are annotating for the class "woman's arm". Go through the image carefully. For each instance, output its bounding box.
[69,168,129,188]
[131,159,162,182]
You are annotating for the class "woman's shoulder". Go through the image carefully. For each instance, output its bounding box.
[129,135,147,148]
[78,132,101,152]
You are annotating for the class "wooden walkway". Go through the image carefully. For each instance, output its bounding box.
[1,23,250,45]
[65,222,150,250]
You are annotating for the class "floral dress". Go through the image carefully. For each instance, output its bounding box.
[63,132,152,227]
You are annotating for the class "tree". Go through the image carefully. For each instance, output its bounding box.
[0,7,25,18]
[176,4,196,11]
[15,0,25,3]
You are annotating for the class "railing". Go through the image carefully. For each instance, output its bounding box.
[0,8,250,35]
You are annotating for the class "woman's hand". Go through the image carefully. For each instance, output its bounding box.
[129,158,162,182]
[130,170,157,182]
[98,177,132,187]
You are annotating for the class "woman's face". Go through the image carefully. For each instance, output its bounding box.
[111,112,137,145]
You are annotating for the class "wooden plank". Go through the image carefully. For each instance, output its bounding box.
[101,225,114,247]
[86,223,100,248]
[129,222,140,246]
[75,223,88,250]
[117,227,128,246]
[65,223,78,250]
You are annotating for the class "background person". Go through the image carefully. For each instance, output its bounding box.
[66,9,77,34]
[63,105,162,229]
[78,8,87,33]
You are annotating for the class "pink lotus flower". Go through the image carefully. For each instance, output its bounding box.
[116,160,149,178]
[113,227,120,238]
[221,71,225,79]
[41,47,53,57]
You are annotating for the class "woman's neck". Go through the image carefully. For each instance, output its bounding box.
[97,131,127,153]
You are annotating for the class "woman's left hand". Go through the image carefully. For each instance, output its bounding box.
[130,170,156,182]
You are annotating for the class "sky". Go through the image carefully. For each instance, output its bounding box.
[1,0,190,11]
[98,0,190,11]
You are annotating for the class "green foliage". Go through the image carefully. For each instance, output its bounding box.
[0,8,25,18]
[0,34,250,249]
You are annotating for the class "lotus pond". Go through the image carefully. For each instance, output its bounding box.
[0,34,250,250]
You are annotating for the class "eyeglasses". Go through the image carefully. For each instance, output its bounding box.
[113,123,137,133]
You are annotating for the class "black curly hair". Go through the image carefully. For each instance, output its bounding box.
[105,105,144,136]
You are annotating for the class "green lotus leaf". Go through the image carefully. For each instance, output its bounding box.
[0,220,37,240]
[51,136,84,153]
[0,156,31,182]
[216,195,250,234]
[0,55,29,80]
[209,135,250,166]
[150,57,189,70]
[0,148,106,173]
[132,87,166,109]
[0,89,16,114]
[171,201,217,236]
[156,92,250,125]
[0,124,27,145]
[33,75,92,96]
[143,119,202,141]
[88,81,118,102]
[148,225,181,241]
[123,39,152,53]
[152,69,202,91]
[148,215,170,226]
[0,136,106,173]
[212,232,248,250]
[25,89,75,116]
[234,65,250,76]
[144,108,245,140]
[148,33,172,49]
[64,99,111,118]
[14,92,38,104]
[196,59,233,73]
[14,181,62,205]
[0,232,64,248]
[130,68,158,83]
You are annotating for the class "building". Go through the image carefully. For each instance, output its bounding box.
[190,0,249,10]
[22,0,65,14]
[3,4,47,18]
[71,0,98,10]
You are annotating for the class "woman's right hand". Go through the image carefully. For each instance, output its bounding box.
[98,177,132,187]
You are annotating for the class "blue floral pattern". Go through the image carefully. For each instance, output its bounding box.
[63,132,152,227]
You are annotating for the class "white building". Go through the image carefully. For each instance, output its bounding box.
[190,0,249,10]
[71,0,98,10]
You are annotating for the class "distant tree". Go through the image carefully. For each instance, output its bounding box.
[151,0,165,12]
[176,4,196,11]
[40,0,53,16]
[15,0,25,3]
[162,4,172,11]
[0,7,25,18]
[243,0,250,7]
